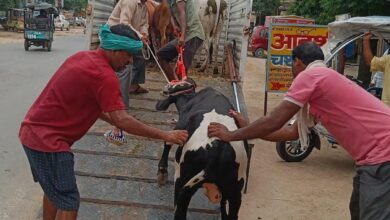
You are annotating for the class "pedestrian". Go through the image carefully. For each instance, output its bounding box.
[363,32,390,106]
[208,41,390,220]
[19,24,188,220]
[105,0,150,145]
[157,0,205,91]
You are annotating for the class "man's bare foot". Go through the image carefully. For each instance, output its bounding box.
[129,84,149,94]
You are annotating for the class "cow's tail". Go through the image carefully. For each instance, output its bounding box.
[183,170,206,188]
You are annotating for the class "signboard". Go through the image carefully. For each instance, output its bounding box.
[266,24,328,93]
[264,16,315,27]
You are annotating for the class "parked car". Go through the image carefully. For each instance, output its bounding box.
[67,16,76,27]
[249,16,315,58]
[54,14,69,31]
[0,16,7,27]
[75,17,85,26]
[249,25,268,58]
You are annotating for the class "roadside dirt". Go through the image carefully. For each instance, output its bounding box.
[0,26,85,44]
[238,57,355,220]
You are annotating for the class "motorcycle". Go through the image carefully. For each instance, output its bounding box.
[276,16,389,162]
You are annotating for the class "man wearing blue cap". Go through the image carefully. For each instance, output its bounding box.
[19,24,188,220]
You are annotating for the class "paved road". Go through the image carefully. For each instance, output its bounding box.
[0,36,86,219]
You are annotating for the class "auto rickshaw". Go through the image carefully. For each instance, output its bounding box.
[24,2,58,51]
[275,16,390,162]
[3,8,25,32]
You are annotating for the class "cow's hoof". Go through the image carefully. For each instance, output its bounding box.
[157,171,168,186]
[213,67,219,75]
[199,66,206,72]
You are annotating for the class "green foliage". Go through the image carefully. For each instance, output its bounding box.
[289,0,390,25]
[0,0,22,11]
[63,0,88,12]
[252,0,281,16]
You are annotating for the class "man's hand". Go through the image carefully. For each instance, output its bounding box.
[164,130,188,145]
[172,25,181,37]
[178,33,185,46]
[208,122,232,142]
[229,109,248,128]
[363,32,373,41]
[141,33,149,44]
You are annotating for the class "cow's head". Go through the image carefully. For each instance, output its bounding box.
[156,78,197,113]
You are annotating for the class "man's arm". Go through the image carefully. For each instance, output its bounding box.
[101,110,188,145]
[229,108,299,142]
[208,100,300,142]
[140,7,149,40]
[261,122,299,142]
[363,33,374,66]
[176,1,187,44]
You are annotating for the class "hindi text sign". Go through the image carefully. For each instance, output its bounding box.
[266,24,328,92]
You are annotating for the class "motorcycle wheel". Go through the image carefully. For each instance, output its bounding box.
[276,131,319,162]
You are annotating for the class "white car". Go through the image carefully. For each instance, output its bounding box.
[75,17,86,26]
[55,15,69,31]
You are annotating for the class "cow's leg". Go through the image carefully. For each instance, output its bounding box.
[160,27,167,48]
[212,15,223,75]
[150,27,159,54]
[202,145,222,203]
[220,197,228,220]
[157,142,171,186]
[212,37,219,74]
[199,37,210,72]
[174,185,200,220]
[227,192,242,220]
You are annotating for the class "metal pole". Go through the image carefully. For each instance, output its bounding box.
[233,82,241,113]
[264,91,268,116]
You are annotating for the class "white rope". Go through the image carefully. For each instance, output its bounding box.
[145,44,170,83]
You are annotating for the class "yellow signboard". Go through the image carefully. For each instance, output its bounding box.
[266,24,328,92]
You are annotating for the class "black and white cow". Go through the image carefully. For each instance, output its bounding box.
[156,84,248,220]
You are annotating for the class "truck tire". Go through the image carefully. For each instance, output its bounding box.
[47,41,52,51]
[24,40,29,51]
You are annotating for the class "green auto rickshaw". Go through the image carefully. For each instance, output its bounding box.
[24,2,58,51]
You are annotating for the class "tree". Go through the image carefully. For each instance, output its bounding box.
[0,0,22,11]
[290,0,390,25]
[252,0,281,16]
[63,0,88,12]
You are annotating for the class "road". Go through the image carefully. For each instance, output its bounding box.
[0,35,86,219]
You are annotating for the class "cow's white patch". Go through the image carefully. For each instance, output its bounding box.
[175,109,247,188]
[184,170,205,188]
[174,160,180,183]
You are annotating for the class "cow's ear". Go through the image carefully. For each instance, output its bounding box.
[156,96,175,111]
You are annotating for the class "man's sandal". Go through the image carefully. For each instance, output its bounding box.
[104,130,126,146]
